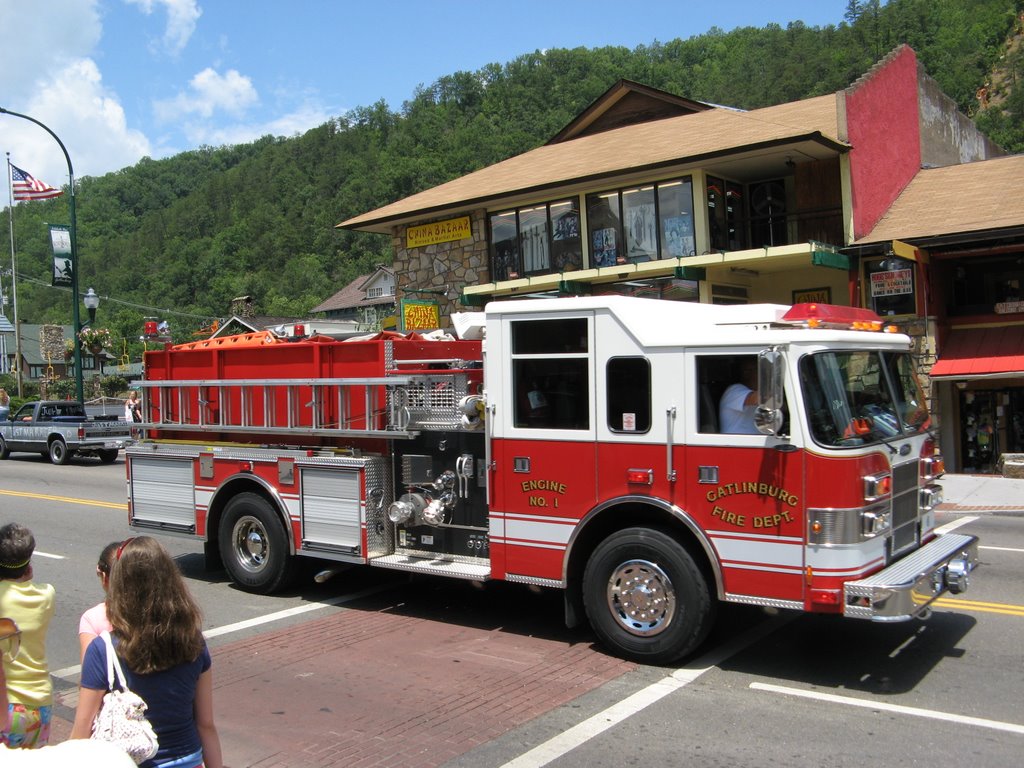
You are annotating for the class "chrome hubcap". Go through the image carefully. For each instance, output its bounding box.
[607,559,676,636]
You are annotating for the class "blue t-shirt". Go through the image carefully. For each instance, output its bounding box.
[81,634,211,767]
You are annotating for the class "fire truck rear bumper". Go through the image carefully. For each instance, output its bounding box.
[843,533,979,621]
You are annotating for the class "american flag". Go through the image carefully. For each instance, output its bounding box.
[10,164,63,201]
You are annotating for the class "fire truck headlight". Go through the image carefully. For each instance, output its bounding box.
[920,483,943,511]
[863,473,892,501]
[860,509,891,538]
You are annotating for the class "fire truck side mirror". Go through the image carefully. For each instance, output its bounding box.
[755,347,786,437]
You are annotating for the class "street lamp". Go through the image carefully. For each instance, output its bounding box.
[83,287,99,325]
[0,106,83,401]
[82,287,101,382]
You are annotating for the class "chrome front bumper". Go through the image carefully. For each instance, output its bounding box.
[843,533,979,621]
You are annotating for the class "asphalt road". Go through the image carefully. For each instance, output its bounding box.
[1,452,1022,767]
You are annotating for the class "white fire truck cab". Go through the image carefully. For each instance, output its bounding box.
[126,296,977,664]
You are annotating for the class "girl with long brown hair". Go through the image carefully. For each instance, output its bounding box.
[70,537,223,768]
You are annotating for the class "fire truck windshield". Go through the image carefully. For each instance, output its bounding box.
[799,350,930,447]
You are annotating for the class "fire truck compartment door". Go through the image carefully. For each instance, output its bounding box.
[129,456,198,531]
[300,467,362,550]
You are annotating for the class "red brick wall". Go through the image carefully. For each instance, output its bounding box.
[846,46,921,240]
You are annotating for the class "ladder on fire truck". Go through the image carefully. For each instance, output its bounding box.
[131,371,473,440]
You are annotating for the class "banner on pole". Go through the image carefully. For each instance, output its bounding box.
[50,225,73,287]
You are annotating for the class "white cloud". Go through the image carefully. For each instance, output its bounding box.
[8,59,152,181]
[153,67,259,123]
[0,0,102,106]
[178,103,335,148]
[124,0,202,55]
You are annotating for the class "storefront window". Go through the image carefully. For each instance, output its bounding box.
[658,181,695,258]
[866,257,916,316]
[489,210,519,281]
[519,205,549,274]
[587,191,622,267]
[488,199,582,281]
[948,254,1024,316]
[586,177,694,268]
[622,186,657,262]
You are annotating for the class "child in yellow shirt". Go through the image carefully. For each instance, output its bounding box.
[0,524,55,749]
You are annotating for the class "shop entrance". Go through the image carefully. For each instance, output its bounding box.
[958,387,1024,473]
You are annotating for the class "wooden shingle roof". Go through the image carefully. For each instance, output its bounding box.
[857,155,1024,244]
[339,94,846,233]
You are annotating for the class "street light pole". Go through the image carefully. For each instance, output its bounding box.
[0,106,84,402]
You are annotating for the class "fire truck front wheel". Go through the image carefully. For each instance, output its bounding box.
[219,492,296,594]
[583,527,714,665]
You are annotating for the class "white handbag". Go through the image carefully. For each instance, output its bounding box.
[90,631,160,765]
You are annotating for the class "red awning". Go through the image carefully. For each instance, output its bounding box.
[929,325,1024,379]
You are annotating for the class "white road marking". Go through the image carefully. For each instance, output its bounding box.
[935,516,977,534]
[751,682,1024,735]
[499,612,795,768]
[935,515,1024,552]
[49,583,393,680]
[34,550,65,560]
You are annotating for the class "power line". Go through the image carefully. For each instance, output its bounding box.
[12,272,216,322]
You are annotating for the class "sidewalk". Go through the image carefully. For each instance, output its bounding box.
[937,472,1024,512]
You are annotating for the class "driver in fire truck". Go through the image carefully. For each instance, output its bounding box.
[719,356,760,434]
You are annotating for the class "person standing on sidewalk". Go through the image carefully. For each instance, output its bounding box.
[70,537,224,768]
[0,524,56,749]
[77,542,117,661]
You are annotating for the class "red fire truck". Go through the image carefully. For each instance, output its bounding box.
[126,296,977,664]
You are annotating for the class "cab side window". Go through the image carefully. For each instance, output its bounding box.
[512,318,589,430]
[697,354,789,436]
[606,357,651,433]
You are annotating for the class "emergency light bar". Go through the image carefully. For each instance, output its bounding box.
[781,303,898,332]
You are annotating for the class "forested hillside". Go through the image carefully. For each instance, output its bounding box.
[3,0,1022,354]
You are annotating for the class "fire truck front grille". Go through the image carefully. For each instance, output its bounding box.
[889,460,920,558]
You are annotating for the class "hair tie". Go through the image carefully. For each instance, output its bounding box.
[0,557,30,569]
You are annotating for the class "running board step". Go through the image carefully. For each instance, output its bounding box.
[370,554,491,581]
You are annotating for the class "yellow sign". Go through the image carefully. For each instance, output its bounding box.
[406,216,471,248]
[401,299,440,331]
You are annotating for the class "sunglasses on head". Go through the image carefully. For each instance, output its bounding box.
[115,537,137,560]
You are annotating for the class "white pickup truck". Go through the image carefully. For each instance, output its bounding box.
[0,400,131,464]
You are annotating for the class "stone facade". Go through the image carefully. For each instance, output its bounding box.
[391,210,489,328]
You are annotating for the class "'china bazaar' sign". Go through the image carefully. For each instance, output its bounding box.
[401,299,440,331]
[406,216,471,248]
[870,268,913,297]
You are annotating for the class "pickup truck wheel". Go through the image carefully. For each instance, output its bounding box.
[583,527,715,665]
[0,437,9,460]
[48,438,70,465]
[219,492,295,594]
[97,449,119,464]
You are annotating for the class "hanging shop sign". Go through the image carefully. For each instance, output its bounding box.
[406,216,471,248]
[400,299,440,331]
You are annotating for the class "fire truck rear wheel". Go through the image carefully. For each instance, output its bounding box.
[583,527,713,665]
[219,492,295,594]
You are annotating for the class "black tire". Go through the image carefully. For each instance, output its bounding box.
[583,527,715,665]
[48,438,70,465]
[218,492,295,594]
[0,437,9,460]
[97,449,119,464]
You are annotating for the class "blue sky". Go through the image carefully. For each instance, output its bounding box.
[2,1,850,186]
